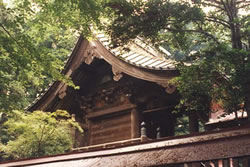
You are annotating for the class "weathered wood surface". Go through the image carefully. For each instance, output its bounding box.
[89,111,131,145]
[1,125,250,167]
[86,104,136,119]
[131,109,140,138]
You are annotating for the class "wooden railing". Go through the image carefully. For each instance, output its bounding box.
[165,157,250,167]
[1,124,250,167]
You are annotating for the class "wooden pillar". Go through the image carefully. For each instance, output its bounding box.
[222,159,230,167]
[183,163,192,167]
[87,119,92,146]
[232,158,239,167]
[218,159,223,167]
[189,111,199,134]
[211,160,219,167]
[204,161,210,167]
[131,109,139,138]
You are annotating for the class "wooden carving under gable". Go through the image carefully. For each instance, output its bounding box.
[80,85,134,112]
[83,43,102,65]
[58,84,68,99]
[84,49,95,64]
[112,66,123,81]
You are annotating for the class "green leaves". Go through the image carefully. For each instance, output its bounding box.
[103,0,250,122]
[0,0,79,111]
[0,0,113,112]
[104,0,205,48]
[175,44,250,118]
[0,110,83,160]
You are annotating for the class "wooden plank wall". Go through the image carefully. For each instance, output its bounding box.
[89,111,131,145]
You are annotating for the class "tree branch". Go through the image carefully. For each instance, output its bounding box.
[205,0,223,5]
[209,16,230,24]
[201,2,225,11]
[166,27,220,44]
[220,0,233,21]
[206,16,230,28]
[0,23,35,57]
[0,24,24,50]
[214,8,225,13]
[236,0,250,5]
[238,3,250,9]
[43,120,60,142]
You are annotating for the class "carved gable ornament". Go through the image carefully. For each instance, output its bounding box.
[157,82,176,94]
[112,66,123,81]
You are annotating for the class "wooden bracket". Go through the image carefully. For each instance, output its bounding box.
[84,50,95,64]
[112,66,123,81]
[83,42,103,65]
[157,82,176,94]
[58,84,67,99]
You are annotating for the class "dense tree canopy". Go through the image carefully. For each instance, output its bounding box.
[0,0,105,111]
[0,0,101,160]
[104,0,250,121]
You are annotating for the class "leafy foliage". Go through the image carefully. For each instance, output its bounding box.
[0,0,107,111]
[176,44,250,120]
[0,0,79,111]
[0,110,83,161]
[104,0,250,121]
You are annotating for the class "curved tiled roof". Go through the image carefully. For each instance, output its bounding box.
[27,33,178,111]
[95,33,176,70]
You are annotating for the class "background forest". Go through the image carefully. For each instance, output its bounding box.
[0,0,249,161]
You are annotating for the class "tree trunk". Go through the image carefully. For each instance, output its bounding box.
[226,1,250,121]
[229,0,242,50]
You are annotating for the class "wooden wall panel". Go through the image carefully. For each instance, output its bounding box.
[89,112,131,145]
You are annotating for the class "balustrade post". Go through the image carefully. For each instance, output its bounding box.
[156,127,161,139]
[141,122,147,141]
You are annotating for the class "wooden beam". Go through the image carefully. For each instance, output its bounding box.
[86,103,136,119]
[142,106,174,113]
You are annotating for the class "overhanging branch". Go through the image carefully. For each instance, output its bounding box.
[0,23,24,49]
[206,16,230,28]
[165,27,220,45]
[201,2,224,11]
[238,3,250,9]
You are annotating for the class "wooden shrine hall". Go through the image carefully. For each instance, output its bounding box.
[28,33,180,146]
[1,33,250,167]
